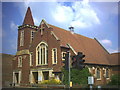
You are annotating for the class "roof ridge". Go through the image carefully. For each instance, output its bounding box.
[1,53,14,56]
[48,24,94,40]
[48,24,70,32]
[75,33,94,40]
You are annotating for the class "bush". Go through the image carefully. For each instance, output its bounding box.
[108,74,120,85]
[62,67,91,85]
[40,79,61,85]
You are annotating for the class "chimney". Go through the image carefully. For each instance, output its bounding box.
[69,26,74,34]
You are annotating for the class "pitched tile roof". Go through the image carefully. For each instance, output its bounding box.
[110,53,120,65]
[48,24,111,65]
[23,7,34,25]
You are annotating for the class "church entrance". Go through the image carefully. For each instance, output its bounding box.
[13,71,21,85]
[30,69,52,84]
[43,71,49,80]
[15,73,19,84]
[33,72,38,84]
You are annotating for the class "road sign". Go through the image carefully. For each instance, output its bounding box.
[88,76,94,85]
[38,76,42,81]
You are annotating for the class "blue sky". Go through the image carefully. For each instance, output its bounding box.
[1,0,119,55]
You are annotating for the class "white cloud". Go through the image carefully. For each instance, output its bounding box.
[10,21,18,31]
[52,1,100,29]
[99,39,119,54]
[70,1,100,28]
[108,48,120,54]
[100,39,112,47]
[70,20,89,28]
[52,4,73,23]
[15,1,100,30]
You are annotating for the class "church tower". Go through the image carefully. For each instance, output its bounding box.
[17,7,38,51]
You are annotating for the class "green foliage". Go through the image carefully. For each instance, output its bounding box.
[62,67,91,85]
[108,74,120,85]
[40,79,61,85]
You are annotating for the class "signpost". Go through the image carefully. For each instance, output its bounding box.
[88,76,94,90]
[88,76,94,84]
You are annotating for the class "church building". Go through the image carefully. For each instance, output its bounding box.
[12,7,119,86]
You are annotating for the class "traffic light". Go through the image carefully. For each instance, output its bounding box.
[77,52,85,70]
[62,52,69,70]
[77,59,85,70]
[71,55,77,68]
[72,52,85,70]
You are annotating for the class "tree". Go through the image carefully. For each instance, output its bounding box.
[62,67,91,85]
[108,74,120,85]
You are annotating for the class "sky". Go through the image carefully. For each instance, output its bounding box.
[1,0,119,55]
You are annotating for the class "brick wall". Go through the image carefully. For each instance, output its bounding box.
[2,53,14,87]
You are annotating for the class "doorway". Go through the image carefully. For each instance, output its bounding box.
[43,71,49,80]
[33,72,38,84]
[15,73,19,84]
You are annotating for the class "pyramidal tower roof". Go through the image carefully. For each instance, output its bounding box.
[23,7,34,25]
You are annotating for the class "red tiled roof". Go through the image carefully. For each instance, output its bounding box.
[110,53,120,65]
[23,7,34,25]
[49,24,111,65]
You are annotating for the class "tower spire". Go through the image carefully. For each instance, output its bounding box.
[23,7,34,25]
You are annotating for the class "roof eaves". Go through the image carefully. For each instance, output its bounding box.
[67,43,77,55]
[16,49,30,55]
[51,31,60,41]
[40,19,50,28]
[85,63,111,66]
[60,45,70,49]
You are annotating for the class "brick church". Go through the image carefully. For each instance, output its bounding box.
[12,7,119,86]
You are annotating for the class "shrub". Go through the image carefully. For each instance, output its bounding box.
[40,79,61,85]
[40,80,49,84]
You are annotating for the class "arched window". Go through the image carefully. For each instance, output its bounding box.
[52,48,57,64]
[30,52,33,66]
[18,56,22,67]
[106,68,109,78]
[31,31,35,42]
[20,30,24,46]
[36,42,48,65]
[96,68,101,80]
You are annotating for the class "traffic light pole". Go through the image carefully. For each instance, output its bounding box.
[68,51,71,89]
